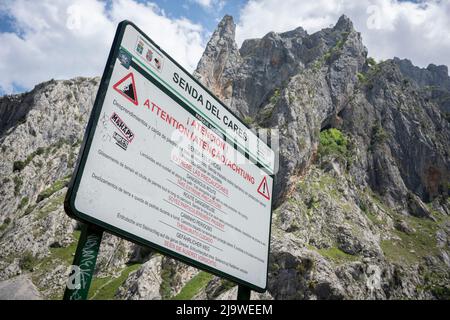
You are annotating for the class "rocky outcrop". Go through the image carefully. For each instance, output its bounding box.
[195,15,369,203]
[393,58,450,92]
[0,14,448,300]
[116,256,163,300]
[393,57,450,113]
[0,275,43,300]
[192,15,449,300]
[193,15,242,109]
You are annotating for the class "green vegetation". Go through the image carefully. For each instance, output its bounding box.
[0,217,11,232]
[160,262,181,299]
[13,175,23,196]
[37,176,70,203]
[318,128,349,162]
[358,198,387,226]
[12,138,71,173]
[47,230,81,264]
[67,152,76,168]
[29,230,81,299]
[381,215,441,265]
[316,247,358,264]
[296,172,341,203]
[36,192,65,220]
[369,123,388,151]
[89,263,142,300]
[321,36,348,65]
[335,39,345,50]
[18,196,29,210]
[243,116,254,126]
[24,204,36,216]
[19,251,38,271]
[260,105,275,121]
[419,271,450,299]
[296,257,315,275]
[13,160,26,172]
[431,286,450,299]
[358,201,368,213]
[288,92,295,104]
[367,57,377,68]
[12,147,45,172]
[356,58,383,88]
[312,59,323,72]
[52,138,67,152]
[219,279,236,293]
[172,271,214,300]
[269,88,281,105]
[365,210,384,226]
[306,195,320,209]
[357,72,367,83]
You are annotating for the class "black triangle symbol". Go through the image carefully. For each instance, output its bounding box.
[122,83,135,101]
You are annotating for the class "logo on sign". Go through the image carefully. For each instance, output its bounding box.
[113,72,138,106]
[135,36,164,73]
[146,49,153,62]
[257,176,271,200]
[110,112,135,143]
[113,131,129,150]
[118,48,131,69]
[136,40,144,55]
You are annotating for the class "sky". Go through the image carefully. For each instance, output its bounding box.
[0,0,449,95]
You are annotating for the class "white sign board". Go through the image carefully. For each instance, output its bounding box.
[66,21,274,291]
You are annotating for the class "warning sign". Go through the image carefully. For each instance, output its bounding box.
[257,176,271,200]
[113,72,138,105]
[65,21,274,292]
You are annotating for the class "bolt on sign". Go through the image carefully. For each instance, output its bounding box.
[65,21,275,292]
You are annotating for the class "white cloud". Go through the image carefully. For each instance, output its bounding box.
[0,0,206,93]
[191,0,225,10]
[2,0,449,94]
[193,0,213,8]
[236,0,450,71]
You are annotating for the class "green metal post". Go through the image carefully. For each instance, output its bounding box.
[237,285,251,300]
[63,223,103,300]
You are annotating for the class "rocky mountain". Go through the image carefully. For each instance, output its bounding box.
[0,15,449,300]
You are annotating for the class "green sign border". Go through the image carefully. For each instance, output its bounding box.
[65,20,274,293]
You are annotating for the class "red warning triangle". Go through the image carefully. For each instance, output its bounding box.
[113,72,138,106]
[257,176,271,200]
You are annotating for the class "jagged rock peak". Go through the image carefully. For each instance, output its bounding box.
[400,58,449,77]
[193,15,241,104]
[334,14,354,32]
[197,14,237,56]
[427,63,449,75]
[215,14,236,39]
[393,57,450,85]
[279,26,308,38]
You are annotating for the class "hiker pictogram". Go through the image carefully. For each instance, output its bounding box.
[113,72,138,105]
[257,176,271,200]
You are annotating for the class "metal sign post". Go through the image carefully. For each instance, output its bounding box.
[237,285,251,300]
[63,224,103,300]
